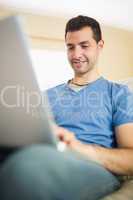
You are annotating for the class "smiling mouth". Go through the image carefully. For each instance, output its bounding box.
[73,61,87,64]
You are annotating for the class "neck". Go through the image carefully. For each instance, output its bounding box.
[73,68,101,85]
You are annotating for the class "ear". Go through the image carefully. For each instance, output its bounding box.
[98,40,104,50]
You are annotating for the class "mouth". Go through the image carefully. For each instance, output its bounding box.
[72,60,87,64]
[72,61,87,69]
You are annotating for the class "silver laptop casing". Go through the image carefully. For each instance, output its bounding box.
[0,16,58,147]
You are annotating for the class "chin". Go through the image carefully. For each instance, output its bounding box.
[75,70,88,75]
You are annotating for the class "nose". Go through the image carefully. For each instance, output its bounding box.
[72,46,82,59]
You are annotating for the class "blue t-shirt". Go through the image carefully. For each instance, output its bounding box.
[47,77,133,148]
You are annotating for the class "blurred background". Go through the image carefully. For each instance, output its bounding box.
[0,0,133,90]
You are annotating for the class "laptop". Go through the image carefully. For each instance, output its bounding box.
[0,15,65,151]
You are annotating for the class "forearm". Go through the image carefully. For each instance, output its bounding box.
[56,126,133,175]
[75,142,133,175]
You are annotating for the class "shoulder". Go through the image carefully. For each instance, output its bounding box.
[45,83,66,99]
[100,79,133,112]
[110,81,132,102]
[102,78,130,95]
[102,78,126,88]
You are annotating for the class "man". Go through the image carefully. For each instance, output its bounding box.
[0,15,133,200]
[47,15,133,175]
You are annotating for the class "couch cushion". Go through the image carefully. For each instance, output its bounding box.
[101,180,133,200]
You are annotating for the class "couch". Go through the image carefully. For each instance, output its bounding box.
[101,178,133,200]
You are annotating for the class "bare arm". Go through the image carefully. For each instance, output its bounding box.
[56,123,133,175]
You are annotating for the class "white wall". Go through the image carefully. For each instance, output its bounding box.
[30,49,73,90]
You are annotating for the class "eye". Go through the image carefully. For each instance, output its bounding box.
[81,45,89,49]
[67,46,74,50]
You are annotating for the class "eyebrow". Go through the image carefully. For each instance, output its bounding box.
[66,41,90,46]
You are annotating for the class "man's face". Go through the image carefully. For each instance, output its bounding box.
[65,26,104,75]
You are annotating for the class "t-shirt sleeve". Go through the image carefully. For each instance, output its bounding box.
[112,84,133,127]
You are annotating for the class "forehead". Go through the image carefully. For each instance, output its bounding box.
[65,26,94,44]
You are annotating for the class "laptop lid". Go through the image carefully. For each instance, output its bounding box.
[0,16,57,147]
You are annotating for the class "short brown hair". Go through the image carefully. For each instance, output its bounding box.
[65,15,102,43]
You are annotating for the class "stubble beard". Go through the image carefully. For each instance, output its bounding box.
[72,60,95,76]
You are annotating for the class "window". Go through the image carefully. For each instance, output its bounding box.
[30,49,73,91]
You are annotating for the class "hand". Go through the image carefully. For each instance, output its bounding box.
[54,125,99,161]
[54,125,81,150]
